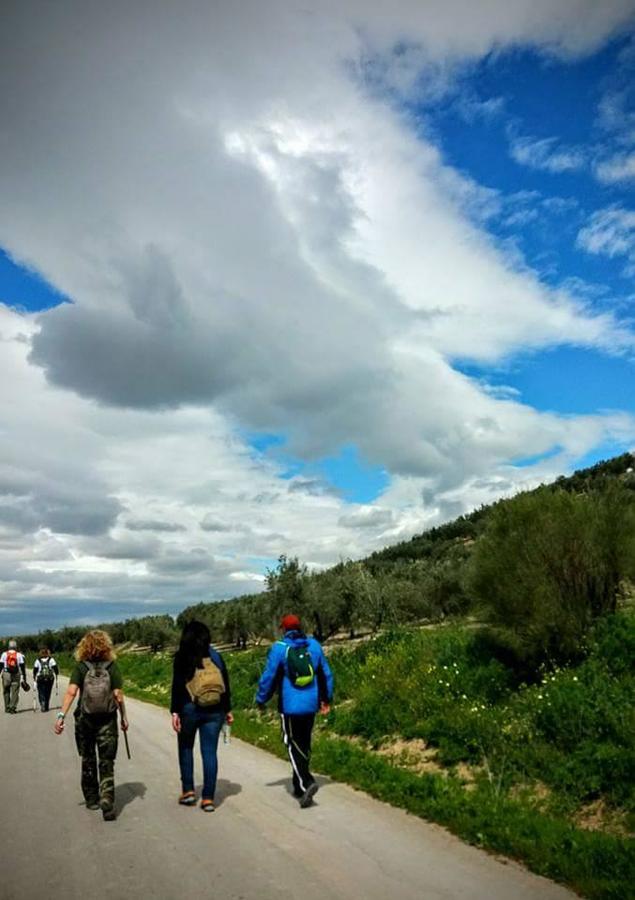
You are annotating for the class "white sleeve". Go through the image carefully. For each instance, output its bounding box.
[34,659,41,673]
[0,652,6,664]
[19,653,26,665]
[50,657,57,667]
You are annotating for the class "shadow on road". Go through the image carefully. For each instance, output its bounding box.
[214,778,242,807]
[115,781,147,814]
[266,775,329,799]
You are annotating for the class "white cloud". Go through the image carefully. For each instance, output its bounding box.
[2,1,635,628]
[508,134,587,173]
[595,151,635,183]
[577,207,635,268]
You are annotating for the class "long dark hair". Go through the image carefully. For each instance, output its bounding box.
[175,620,211,681]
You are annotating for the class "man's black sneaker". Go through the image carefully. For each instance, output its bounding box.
[299,783,318,808]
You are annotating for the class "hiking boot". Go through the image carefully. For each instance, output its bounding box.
[178,791,197,806]
[299,783,318,808]
[100,796,115,820]
[86,800,101,810]
[200,798,215,812]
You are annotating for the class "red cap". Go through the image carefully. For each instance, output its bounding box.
[280,614,301,632]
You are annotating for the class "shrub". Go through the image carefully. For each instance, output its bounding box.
[468,486,635,673]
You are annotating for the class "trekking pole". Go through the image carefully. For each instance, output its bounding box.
[122,727,131,760]
[118,702,131,760]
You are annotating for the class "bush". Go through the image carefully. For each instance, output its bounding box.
[468,486,635,673]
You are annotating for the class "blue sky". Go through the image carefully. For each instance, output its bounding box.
[0,248,67,312]
[418,38,635,464]
[2,3,635,632]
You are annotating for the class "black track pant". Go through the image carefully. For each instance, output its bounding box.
[280,713,315,794]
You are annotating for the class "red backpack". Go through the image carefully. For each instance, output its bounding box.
[5,650,19,672]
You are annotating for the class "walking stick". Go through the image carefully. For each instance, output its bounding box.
[118,701,131,759]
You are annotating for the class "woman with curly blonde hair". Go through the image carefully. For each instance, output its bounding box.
[75,629,116,663]
[54,630,129,821]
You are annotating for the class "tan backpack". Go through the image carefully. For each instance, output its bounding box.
[186,657,225,707]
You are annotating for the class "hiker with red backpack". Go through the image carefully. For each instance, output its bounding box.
[170,620,233,812]
[0,639,28,714]
[53,630,129,821]
[256,614,334,808]
[33,648,59,712]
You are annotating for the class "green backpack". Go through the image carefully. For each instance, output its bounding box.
[284,644,315,688]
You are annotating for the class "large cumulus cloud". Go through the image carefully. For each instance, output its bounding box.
[1,1,635,630]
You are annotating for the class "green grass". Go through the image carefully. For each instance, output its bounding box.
[56,615,635,900]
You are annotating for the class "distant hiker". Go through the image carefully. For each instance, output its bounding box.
[170,620,233,812]
[33,648,59,712]
[54,630,129,821]
[0,639,27,714]
[256,614,333,808]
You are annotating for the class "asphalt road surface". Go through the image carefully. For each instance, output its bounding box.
[0,679,576,900]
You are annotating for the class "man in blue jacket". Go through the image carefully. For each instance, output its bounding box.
[256,614,334,807]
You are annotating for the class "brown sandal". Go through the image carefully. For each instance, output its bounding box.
[200,798,215,812]
[178,791,196,806]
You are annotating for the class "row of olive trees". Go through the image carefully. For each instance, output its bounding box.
[176,546,472,647]
[13,615,179,654]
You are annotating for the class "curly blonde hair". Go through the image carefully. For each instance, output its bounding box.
[75,629,116,662]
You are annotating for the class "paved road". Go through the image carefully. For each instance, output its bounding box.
[0,680,576,900]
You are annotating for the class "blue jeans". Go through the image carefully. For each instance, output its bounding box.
[177,703,224,800]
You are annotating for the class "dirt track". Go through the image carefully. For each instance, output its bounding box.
[0,680,576,900]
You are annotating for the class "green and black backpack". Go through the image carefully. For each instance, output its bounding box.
[283,644,315,688]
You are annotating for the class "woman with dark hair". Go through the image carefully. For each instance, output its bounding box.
[171,620,233,811]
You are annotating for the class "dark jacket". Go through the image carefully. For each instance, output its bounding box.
[170,645,231,714]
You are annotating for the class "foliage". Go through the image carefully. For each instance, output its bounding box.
[468,484,635,672]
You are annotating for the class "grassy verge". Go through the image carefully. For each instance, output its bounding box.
[56,616,635,900]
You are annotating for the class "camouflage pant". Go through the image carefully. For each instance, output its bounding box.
[74,713,118,805]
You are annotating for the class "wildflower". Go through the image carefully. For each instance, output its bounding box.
[537,694,543,700]
[572,676,578,682]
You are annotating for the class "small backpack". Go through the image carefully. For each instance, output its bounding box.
[186,655,225,707]
[285,644,315,688]
[5,650,19,673]
[81,661,116,715]
[38,658,54,682]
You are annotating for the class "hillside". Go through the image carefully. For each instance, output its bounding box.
[9,451,635,654]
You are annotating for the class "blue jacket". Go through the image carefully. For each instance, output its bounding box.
[256,630,334,715]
